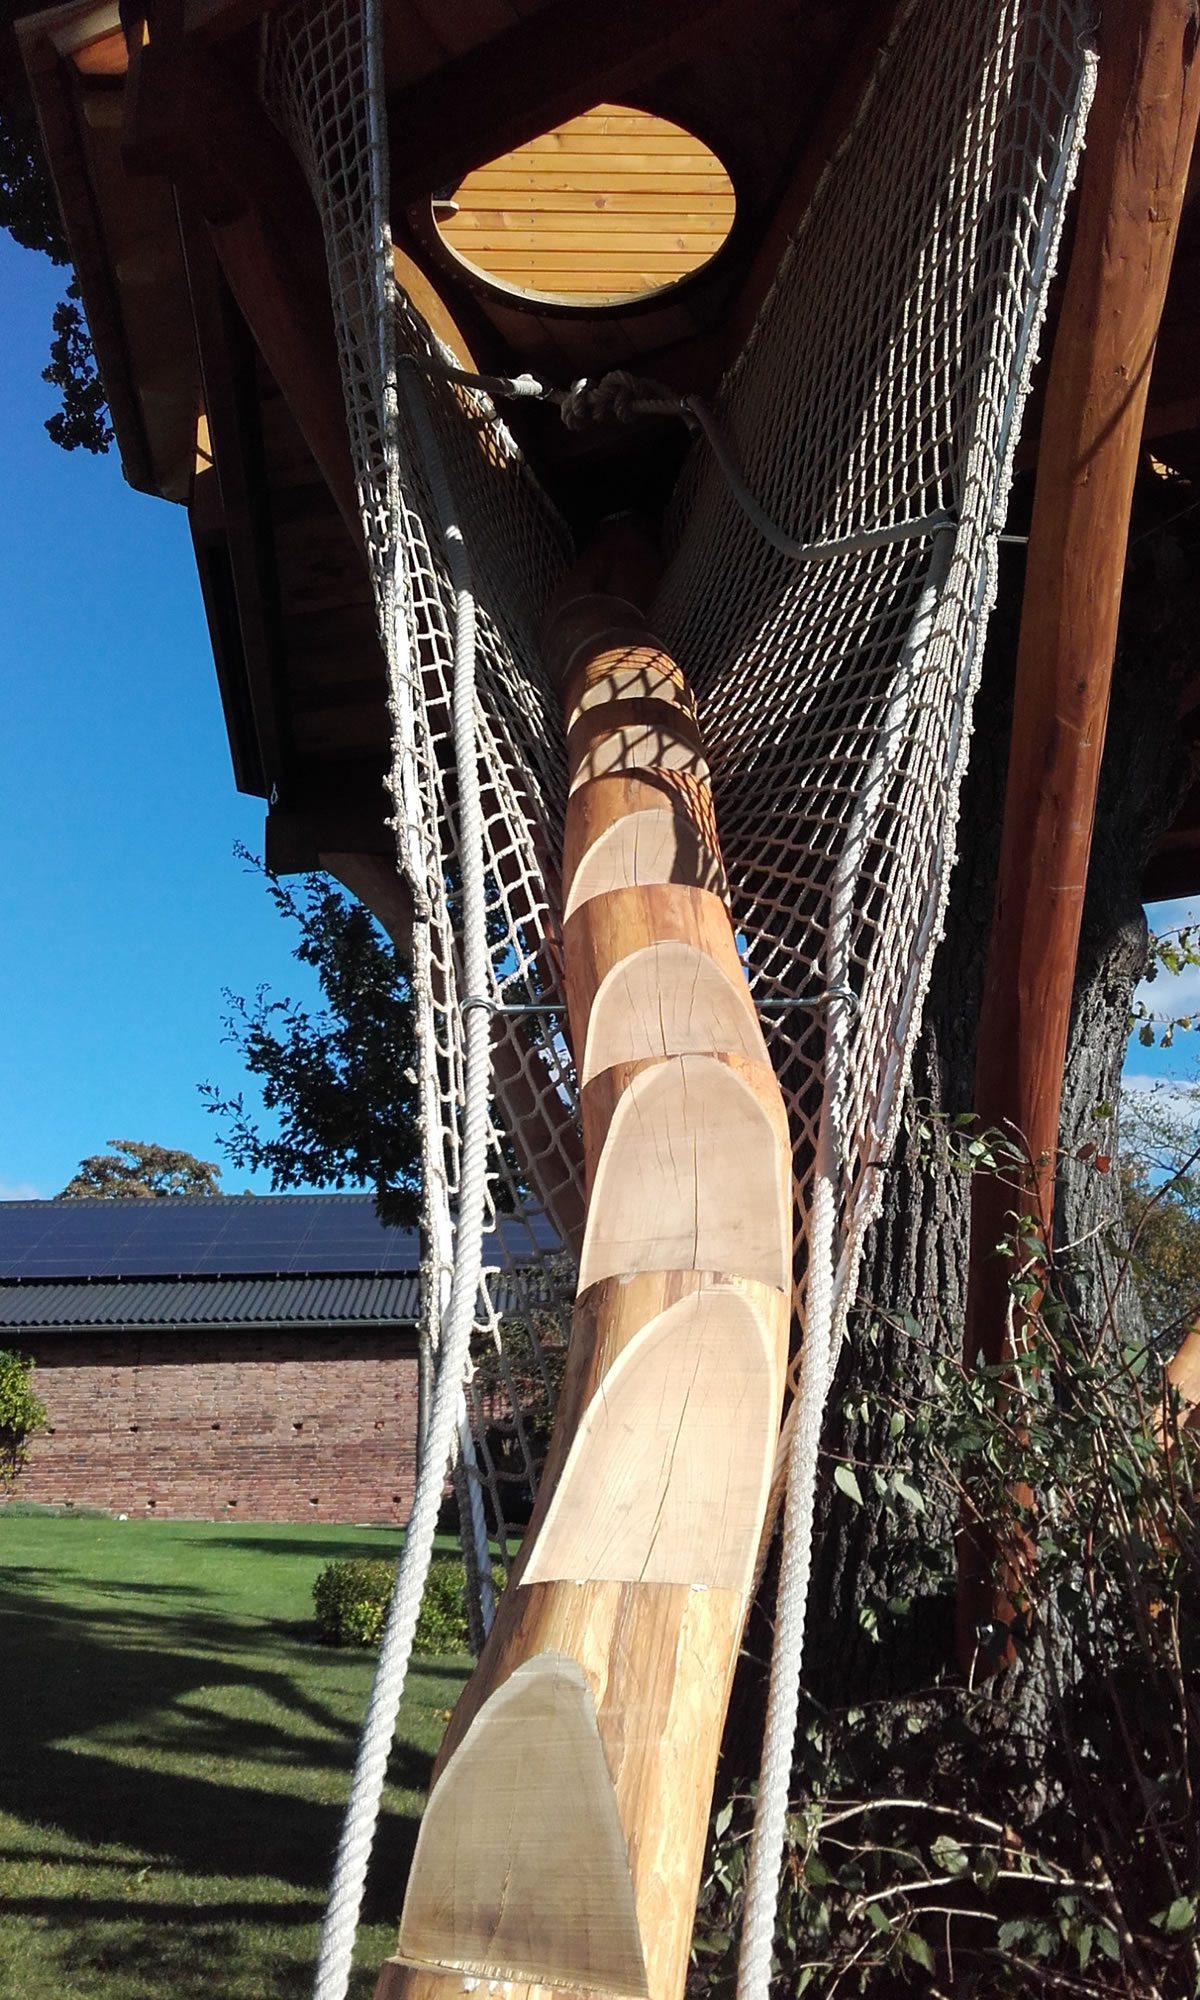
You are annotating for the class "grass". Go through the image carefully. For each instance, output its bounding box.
[0,1510,469,1999]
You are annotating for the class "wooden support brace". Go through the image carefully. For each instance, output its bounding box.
[960,0,1200,1676]
[374,521,793,2000]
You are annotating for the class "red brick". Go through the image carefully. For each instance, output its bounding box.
[7,1327,420,1522]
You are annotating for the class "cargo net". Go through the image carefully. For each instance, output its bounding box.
[658,0,1094,1395]
[262,0,1092,1594]
[262,0,581,1600]
[261,0,1093,1991]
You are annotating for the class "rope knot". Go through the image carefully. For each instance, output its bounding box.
[557,370,685,431]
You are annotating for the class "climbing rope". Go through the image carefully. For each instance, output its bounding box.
[310,358,496,2000]
[430,358,956,567]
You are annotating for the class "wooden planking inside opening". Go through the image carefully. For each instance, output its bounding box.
[399,1652,647,1996]
[523,1286,778,1592]
[436,102,735,307]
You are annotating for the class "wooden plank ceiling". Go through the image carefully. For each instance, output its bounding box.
[15,0,1200,888]
[434,106,737,308]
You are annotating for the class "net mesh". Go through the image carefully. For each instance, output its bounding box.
[656,0,1094,1356]
[261,0,580,1572]
[259,0,1093,1573]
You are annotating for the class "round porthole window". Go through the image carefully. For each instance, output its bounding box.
[432,103,736,311]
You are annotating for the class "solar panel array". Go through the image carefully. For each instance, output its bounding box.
[0,1195,558,1281]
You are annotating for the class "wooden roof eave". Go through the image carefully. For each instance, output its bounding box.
[18,0,203,502]
[18,2,159,493]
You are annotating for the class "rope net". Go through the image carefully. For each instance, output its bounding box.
[261,0,580,1586]
[259,0,1092,1988]
[658,1,1093,1356]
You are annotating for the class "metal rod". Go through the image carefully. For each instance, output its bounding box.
[470,988,861,1018]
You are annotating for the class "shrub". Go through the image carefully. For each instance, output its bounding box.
[0,1351,48,1489]
[415,1557,476,1653]
[312,1558,394,1647]
[312,1554,478,1652]
[690,1198,1200,2000]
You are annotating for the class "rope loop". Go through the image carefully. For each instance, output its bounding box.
[556,368,690,430]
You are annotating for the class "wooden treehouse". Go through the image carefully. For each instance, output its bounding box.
[16,0,1200,1996]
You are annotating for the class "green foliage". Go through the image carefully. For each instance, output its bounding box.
[691,1209,1200,1997]
[41,283,113,453]
[312,1558,396,1648]
[312,1555,482,1654]
[0,1350,47,1486]
[202,856,421,1228]
[1131,923,1200,1049]
[1119,1079,1200,1344]
[56,1140,222,1200]
[414,1558,474,1655]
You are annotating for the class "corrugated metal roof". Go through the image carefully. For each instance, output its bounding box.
[0,1194,560,1281]
[0,1272,421,1330]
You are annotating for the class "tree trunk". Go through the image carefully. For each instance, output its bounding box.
[796,473,1196,1714]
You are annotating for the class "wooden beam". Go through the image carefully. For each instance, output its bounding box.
[16,20,156,491]
[387,0,735,209]
[718,0,901,367]
[374,520,793,2000]
[182,210,290,799]
[123,31,363,542]
[961,0,1200,1677]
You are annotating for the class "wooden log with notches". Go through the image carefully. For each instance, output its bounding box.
[373,518,795,2000]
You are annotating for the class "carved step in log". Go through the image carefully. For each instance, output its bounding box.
[379,521,794,2000]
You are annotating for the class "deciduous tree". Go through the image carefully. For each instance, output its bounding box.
[0,1349,47,1486]
[200,860,421,1228]
[57,1140,222,1199]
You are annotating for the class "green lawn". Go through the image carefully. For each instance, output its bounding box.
[0,1511,467,1999]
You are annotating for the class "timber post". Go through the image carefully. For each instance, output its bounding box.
[371,517,794,2000]
[960,0,1200,1676]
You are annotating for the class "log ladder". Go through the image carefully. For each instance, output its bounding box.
[375,522,795,2000]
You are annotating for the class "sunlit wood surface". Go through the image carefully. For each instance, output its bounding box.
[436,103,736,306]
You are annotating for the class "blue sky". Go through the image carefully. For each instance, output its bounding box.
[0,235,323,1199]
[2,232,1197,1200]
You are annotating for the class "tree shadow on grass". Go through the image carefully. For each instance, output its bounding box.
[0,1579,465,1900]
[22,1898,392,2000]
[195,1533,402,1560]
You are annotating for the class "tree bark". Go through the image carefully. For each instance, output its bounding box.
[796,475,1196,1714]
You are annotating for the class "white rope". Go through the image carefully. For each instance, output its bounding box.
[682,398,954,564]
[736,525,956,2000]
[426,358,954,566]
[737,1168,838,2000]
[310,355,496,2000]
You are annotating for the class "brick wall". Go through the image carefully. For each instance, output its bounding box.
[10,1326,420,1522]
